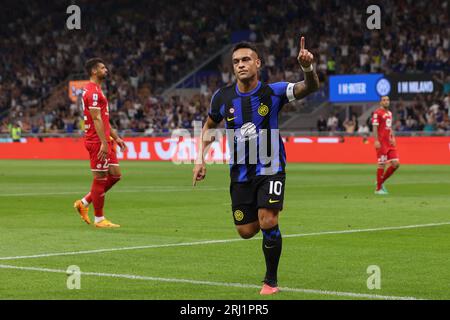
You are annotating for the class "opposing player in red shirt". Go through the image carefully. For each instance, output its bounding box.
[372,95,400,195]
[73,58,127,227]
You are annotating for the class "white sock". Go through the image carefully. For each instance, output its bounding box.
[95,216,105,223]
[81,198,89,207]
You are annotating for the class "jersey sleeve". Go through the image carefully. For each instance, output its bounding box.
[208,89,224,123]
[83,88,101,109]
[268,82,297,111]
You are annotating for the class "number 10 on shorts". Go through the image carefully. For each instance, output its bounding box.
[269,181,282,195]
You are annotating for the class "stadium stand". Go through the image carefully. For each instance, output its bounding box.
[0,0,448,135]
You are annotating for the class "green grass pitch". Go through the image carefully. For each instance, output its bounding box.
[0,160,449,300]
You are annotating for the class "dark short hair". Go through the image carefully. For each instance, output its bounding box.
[84,58,105,76]
[232,42,260,58]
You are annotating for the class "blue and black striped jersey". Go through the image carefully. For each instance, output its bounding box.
[208,81,296,182]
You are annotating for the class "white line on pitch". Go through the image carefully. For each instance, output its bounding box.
[282,221,450,238]
[0,221,449,261]
[0,264,421,300]
[0,187,228,197]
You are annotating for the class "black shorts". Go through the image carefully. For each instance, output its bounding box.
[230,173,286,225]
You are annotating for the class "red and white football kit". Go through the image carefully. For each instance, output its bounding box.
[82,82,119,171]
[372,107,399,164]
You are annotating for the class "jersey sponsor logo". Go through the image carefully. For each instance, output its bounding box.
[236,122,258,143]
[258,103,269,116]
[227,116,236,121]
[240,122,257,136]
[234,210,244,222]
[268,199,280,204]
[386,118,392,128]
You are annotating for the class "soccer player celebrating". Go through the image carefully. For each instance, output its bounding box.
[372,95,400,195]
[192,37,319,294]
[73,58,127,228]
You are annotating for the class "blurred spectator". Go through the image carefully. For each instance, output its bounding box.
[317,116,327,131]
[343,116,356,134]
[327,114,339,132]
[357,122,370,135]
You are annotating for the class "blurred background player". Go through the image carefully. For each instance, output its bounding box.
[372,96,400,195]
[193,37,319,295]
[73,58,127,228]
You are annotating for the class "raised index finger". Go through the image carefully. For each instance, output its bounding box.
[300,36,305,50]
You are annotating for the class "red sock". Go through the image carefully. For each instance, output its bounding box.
[382,166,397,183]
[376,167,384,190]
[83,175,120,205]
[90,177,108,217]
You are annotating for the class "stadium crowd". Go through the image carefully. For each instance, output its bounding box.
[0,0,448,136]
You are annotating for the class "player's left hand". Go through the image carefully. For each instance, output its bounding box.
[116,138,127,152]
[297,36,314,68]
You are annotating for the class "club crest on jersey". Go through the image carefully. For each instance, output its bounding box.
[234,210,244,222]
[229,107,235,114]
[258,103,269,116]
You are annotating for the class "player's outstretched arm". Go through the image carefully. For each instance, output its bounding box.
[192,117,219,186]
[293,36,320,100]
